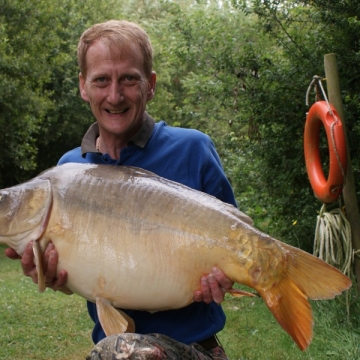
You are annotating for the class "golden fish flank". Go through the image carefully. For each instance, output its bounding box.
[0,163,351,351]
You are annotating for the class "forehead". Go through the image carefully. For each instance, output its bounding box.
[85,39,145,74]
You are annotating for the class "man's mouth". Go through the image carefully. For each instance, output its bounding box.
[106,109,128,114]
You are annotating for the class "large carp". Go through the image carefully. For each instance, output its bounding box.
[0,163,351,350]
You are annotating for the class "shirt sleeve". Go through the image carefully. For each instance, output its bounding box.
[201,138,238,208]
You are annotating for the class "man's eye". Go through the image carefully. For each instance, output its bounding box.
[96,77,107,83]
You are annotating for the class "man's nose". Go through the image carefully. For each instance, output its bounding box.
[107,82,125,103]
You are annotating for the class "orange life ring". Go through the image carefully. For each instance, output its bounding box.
[304,101,347,203]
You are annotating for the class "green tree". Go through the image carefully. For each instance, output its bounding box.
[0,0,53,186]
[226,0,360,249]
[110,0,307,240]
[0,0,120,187]
[2,0,358,253]
[127,0,359,250]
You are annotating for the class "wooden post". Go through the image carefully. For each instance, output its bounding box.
[324,53,360,290]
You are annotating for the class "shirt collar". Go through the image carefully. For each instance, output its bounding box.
[81,112,155,156]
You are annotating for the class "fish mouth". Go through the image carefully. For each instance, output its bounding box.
[105,109,128,114]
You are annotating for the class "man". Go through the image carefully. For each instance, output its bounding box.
[6,20,236,359]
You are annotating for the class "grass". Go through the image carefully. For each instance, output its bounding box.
[1,245,360,359]
[0,246,93,360]
[219,293,360,359]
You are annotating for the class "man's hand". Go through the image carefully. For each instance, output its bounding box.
[5,242,68,292]
[194,267,234,304]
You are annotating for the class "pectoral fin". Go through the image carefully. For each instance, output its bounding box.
[227,288,257,297]
[96,297,135,336]
[33,241,46,293]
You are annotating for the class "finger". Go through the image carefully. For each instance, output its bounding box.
[193,290,203,302]
[4,247,21,260]
[211,267,234,290]
[207,274,225,304]
[21,242,38,284]
[21,242,34,273]
[44,248,59,285]
[42,242,55,273]
[200,276,213,304]
[50,270,68,291]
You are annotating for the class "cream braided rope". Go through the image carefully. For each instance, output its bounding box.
[313,204,353,277]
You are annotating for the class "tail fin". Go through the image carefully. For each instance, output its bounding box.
[284,244,352,300]
[259,276,313,350]
[258,244,351,351]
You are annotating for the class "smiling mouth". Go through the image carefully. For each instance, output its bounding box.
[106,109,128,114]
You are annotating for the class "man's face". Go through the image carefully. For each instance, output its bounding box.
[79,39,156,140]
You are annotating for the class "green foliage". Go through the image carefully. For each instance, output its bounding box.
[141,1,325,248]
[0,0,52,185]
[301,0,360,155]
[1,0,359,249]
[0,0,120,187]
[33,0,120,174]
[234,0,360,249]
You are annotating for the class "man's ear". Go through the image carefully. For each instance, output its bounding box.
[147,72,157,101]
[79,72,89,102]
